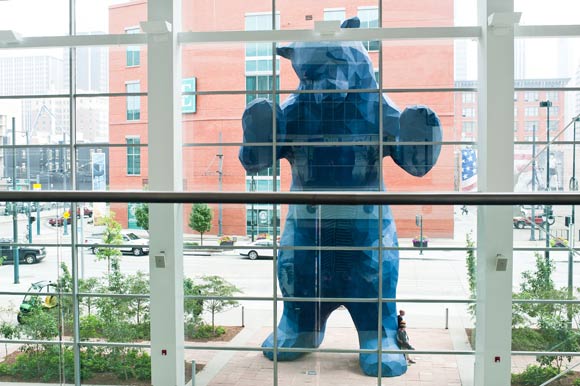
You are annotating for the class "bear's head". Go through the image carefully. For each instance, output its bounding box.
[277,17,377,102]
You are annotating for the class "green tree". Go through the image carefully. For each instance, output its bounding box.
[198,275,241,334]
[183,277,203,325]
[512,252,580,371]
[465,232,476,319]
[96,214,123,275]
[134,203,149,231]
[189,204,213,246]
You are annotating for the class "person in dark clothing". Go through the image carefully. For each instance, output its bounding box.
[397,309,406,328]
[396,321,416,364]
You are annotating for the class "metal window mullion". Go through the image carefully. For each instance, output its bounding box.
[67,1,81,385]
[271,2,279,384]
[0,27,483,51]
[376,1,384,382]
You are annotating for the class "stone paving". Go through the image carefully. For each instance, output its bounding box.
[187,326,465,386]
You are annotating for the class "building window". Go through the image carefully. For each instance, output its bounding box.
[246,13,280,105]
[324,8,345,22]
[514,91,518,101]
[525,107,538,117]
[548,120,559,131]
[462,107,475,118]
[525,121,538,132]
[246,160,281,237]
[462,93,475,104]
[126,27,140,67]
[126,137,141,175]
[514,121,518,132]
[524,91,538,102]
[358,7,379,51]
[126,81,140,121]
[550,106,559,115]
[462,121,475,134]
[246,75,280,104]
[514,106,518,117]
[245,13,280,73]
[545,91,559,102]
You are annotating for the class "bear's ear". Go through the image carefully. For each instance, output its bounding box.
[340,17,360,29]
[277,46,294,59]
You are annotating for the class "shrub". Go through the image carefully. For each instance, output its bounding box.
[187,323,226,339]
[0,363,10,376]
[80,314,103,339]
[511,327,547,351]
[511,365,558,385]
[218,235,234,245]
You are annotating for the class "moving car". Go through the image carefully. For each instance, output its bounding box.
[0,238,47,264]
[120,231,149,256]
[513,215,545,229]
[236,239,277,260]
[85,230,149,256]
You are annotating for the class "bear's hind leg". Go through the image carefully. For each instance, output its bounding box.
[347,302,407,377]
[262,301,337,361]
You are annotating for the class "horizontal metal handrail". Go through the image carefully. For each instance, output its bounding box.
[1,191,580,205]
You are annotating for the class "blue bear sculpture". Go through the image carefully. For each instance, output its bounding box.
[239,17,442,377]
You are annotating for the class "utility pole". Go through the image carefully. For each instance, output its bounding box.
[540,100,552,262]
[569,116,580,310]
[217,132,223,236]
[530,123,537,241]
[11,117,19,284]
[251,175,256,242]
[25,129,32,243]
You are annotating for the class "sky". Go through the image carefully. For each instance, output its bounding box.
[0,0,579,80]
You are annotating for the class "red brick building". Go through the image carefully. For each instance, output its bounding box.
[109,0,455,238]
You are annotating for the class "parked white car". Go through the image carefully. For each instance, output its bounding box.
[236,239,277,260]
[85,230,149,256]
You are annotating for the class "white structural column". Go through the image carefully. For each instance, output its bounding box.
[475,0,515,385]
[147,0,184,385]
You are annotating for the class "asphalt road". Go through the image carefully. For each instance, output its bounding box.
[0,204,578,328]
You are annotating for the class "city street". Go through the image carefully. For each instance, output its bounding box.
[0,204,578,330]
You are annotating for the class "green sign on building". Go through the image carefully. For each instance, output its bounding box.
[182,77,196,113]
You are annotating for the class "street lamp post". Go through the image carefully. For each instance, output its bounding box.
[540,100,552,262]
[251,175,256,242]
[217,133,223,236]
[11,117,19,284]
[569,116,580,306]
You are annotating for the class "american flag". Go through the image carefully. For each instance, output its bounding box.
[461,148,477,191]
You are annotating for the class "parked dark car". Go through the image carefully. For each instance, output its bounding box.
[48,216,72,227]
[48,207,93,226]
[0,238,47,264]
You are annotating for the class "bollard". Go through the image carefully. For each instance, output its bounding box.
[242,306,245,327]
[191,360,196,386]
[445,307,449,330]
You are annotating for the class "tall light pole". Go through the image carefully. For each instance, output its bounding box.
[530,123,537,241]
[540,100,552,262]
[569,116,580,306]
[217,132,223,236]
[11,117,19,284]
[250,175,256,242]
